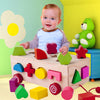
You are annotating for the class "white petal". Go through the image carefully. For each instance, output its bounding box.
[5,39,16,48]
[15,27,26,41]
[1,10,15,25]
[14,15,24,25]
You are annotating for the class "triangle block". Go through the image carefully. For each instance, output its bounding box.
[12,46,26,56]
[34,48,48,60]
[72,70,81,84]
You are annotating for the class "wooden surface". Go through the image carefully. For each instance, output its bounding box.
[10,52,89,90]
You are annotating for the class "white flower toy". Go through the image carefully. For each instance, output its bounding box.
[0,10,26,48]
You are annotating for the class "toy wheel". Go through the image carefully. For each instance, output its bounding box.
[61,86,74,100]
[49,83,61,95]
[13,73,23,84]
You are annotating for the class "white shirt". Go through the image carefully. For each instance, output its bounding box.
[37,29,63,52]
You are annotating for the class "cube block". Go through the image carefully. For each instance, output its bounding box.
[30,86,48,99]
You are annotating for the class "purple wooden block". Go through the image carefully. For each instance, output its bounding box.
[9,77,24,92]
[81,66,89,79]
[9,77,19,92]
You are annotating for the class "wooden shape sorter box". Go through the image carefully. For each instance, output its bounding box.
[10,53,89,90]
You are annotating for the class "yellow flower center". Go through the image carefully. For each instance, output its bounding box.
[7,23,19,36]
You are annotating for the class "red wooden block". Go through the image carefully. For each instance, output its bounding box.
[75,45,88,59]
[47,43,57,54]
[49,83,61,95]
[24,63,35,77]
[34,48,48,60]
[13,73,23,84]
[78,92,95,100]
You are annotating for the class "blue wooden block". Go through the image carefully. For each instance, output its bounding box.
[13,63,24,72]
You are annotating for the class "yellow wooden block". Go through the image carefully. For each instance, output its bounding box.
[30,86,48,99]
[35,67,47,79]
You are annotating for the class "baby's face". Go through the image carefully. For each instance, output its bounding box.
[41,8,61,31]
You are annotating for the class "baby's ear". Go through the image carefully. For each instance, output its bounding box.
[58,19,62,24]
[41,16,42,19]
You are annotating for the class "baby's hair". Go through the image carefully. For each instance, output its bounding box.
[43,4,61,19]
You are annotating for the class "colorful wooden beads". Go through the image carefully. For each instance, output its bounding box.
[35,67,47,79]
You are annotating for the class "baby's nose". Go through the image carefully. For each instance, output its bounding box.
[47,19,50,22]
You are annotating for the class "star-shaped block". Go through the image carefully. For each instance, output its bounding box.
[24,63,35,77]
[75,45,88,59]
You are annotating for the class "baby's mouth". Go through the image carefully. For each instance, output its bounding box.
[46,24,52,27]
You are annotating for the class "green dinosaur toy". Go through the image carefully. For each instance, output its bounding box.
[72,18,95,48]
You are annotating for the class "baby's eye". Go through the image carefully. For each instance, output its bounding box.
[44,17,47,19]
[51,18,55,20]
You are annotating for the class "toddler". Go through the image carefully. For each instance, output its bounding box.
[20,4,69,55]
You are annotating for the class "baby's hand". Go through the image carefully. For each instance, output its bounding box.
[20,42,29,49]
[59,46,68,56]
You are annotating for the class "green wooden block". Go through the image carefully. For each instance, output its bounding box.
[12,46,26,56]
[15,85,28,99]
[57,52,72,65]
[72,70,82,84]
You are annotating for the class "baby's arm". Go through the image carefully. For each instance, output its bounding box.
[29,35,38,49]
[59,31,70,55]
[20,42,30,49]
[20,35,38,49]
